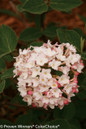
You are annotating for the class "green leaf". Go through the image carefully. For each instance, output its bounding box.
[56,71,63,76]
[54,107,63,119]
[74,28,86,40]
[32,108,48,124]
[50,0,82,12]
[78,72,86,90]
[80,37,85,53]
[0,80,5,93]
[79,15,86,23]
[29,41,43,47]
[19,27,42,42]
[81,52,86,60]
[19,0,27,3]
[1,67,14,80]
[77,90,86,100]
[11,93,27,106]
[15,110,33,125]
[21,0,48,14]
[85,24,86,32]
[3,55,14,62]
[34,15,41,28]
[69,119,81,129]
[61,103,75,120]
[75,100,86,119]
[5,79,13,89]
[54,103,75,120]
[0,25,17,58]
[51,69,63,76]
[69,125,79,129]
[57,28,81,51]
[0,58,6,72]
[43,23,57,39]
[0,9,19,18]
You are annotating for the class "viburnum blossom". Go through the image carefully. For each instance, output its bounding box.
[13,40,84,110]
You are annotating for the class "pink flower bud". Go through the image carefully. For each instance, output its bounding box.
[43,103,47,109]
[80,60,84,66]
[72,88,78,93]
[72,88,76,93]
[43,43,47,47]
[75,72,80,76]
[69,80,71,83]
[17,71,22,76]
[51,48,54,50]
[56,81,61,88]
[59,93,62,97]
[71,65,75,69]
[64,99,69,105]
[73,77,78,84]
[27,90,33,95]
[32,103,36,108]
[44,91,48,95]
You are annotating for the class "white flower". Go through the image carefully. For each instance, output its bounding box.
[49,81,57,89]
[32,77,39,87]
[67,53,81,65]
[39,85,49,92]
[14,41,84,110]
[24,77,33,86]
[57,45,63,54]
[36,54,48,66]
[43,47,56,57]
[42,97,49,104]
[14,58,22,67]
[49,104,55,109]
[17,77,26,87]
[65,43,76,53]
[36,100,44,107]
[49,98,57,105]
[34,46,43,53]
[72,63,84,73]
[23,95,32,105]
[25,59,35,68]
[47,91,53,98]
[19,72,28,79]
[33,92,42,100]
[51,89,62,98]
[58,98,64,106]
[49,59,61,70]
[77,64,84,73]
[41,69,52,79]
[64,84,73,94]
[68,92,75,99]
[19,49,28,55]
[56,54,66,61]
[58,75,69,85]
[60,66,70,75]
[31,67,41,77]
[18,87,27,97]
[30,53,37,60]
[40,76,48,84]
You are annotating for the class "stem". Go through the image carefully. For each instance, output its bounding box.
[48,0,50,6]
[81,37,85,53]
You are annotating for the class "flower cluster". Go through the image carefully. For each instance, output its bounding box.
[13,40,84,109]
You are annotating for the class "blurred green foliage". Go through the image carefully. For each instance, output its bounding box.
[0,0,86,129]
